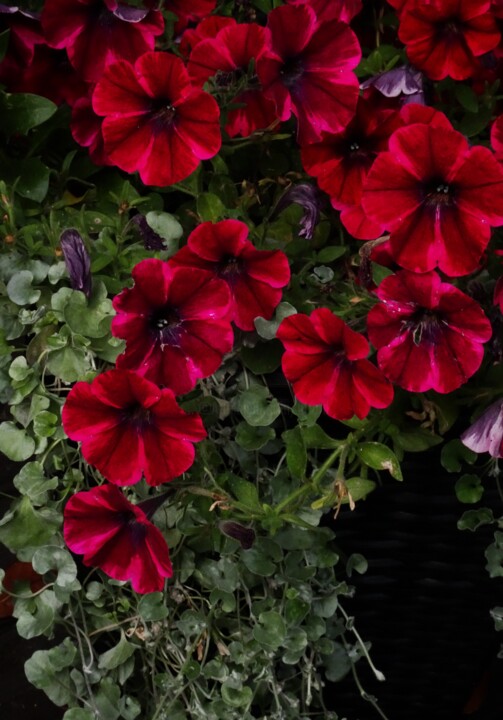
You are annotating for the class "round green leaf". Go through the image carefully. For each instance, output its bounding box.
[455,474,484,504]
[0,421,35,461]
[238,386,280,427]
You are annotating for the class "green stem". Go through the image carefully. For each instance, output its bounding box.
[275,446,343,514]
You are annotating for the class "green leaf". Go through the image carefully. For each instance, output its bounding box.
[238,385,280,427]
[241,548,276,576]
[458,508,494,532]
[0,421,35,461]
[197,192,226,222]
[394,428,443,452]
[485,532,503,578]
[345,477,377,502]
[254,302,297,340]
[455,474,484,504]
[24,639,77,706]
[301,423,340,449]
[13,462,58,506]
[0,92,57,134]
[138,592,169,621]
[145,210,183,254]
[94,679,121,720]
[14,590,59,639]
[14,158,51,203]
[0,496,59,553]
[46,345,90,383]
[455,84,479,113]
[98,632,136,670]
[441,439,477,473]
[357,442,402,480]
[235,421,275,450]
[32,547,79,591]
[282,427,307,478]
[64,281,114,338]
[316,246,347,263]
[63,710,95,720]
[346,553,368,576]
[33,411,59,438]
[221,680,253,708]
[291,400,321,426]
[228,476,261,512]
[253,610,286,649]
[9,356,32,382]
[240,339,283,374]
[6,270,40,305]
[324,642,352,682]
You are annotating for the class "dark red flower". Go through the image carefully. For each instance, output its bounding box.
[0,6,42,67]
[491,114,503,161]
[42,0,164,83]
[285,0,363,23]
[169,220,290,331]
[256,3,361,143]
[301,95,403,239]
[367,270,492,393]
[188,22,277,138]
[71,93,109,166]
[179,15,235,57]
[164,0,217,33]
[112,259,233,394]
[63,484,173,594]
[277,308,393,420]
[398,0,500,81]
[62,369,206,486]
[0,562,44,619]
[461,398,503,457]
[361,120,503,276]
[93,51,221,187]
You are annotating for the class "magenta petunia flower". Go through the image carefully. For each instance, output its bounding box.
[42,0,164,83]
[285,0,363,23]
[301,95,403,239]
[461,398,503,458]
[169,220,290,331]
[62,369,206,486]
[112,259,233,394]
[92,51,221,187]
[188,22,277,138]
[366,270,492,393]
[256,3,361,143]
[179,15,236,57]
[277,308,393,421]
[164,0,217,33]
[398,0,500,81]
[71,93,109,167]
[63,484,173,594]
[361,120,503,276]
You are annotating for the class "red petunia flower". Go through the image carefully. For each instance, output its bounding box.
[188,22,277,138]
[491,114,503,161]
[62,369,206,487]
[63,484,173,594]
[285,0,363,23]
[0,562,44,619]
[164,0,217,33]
[361,120,503,276]
[42,0,164,83]
[398,0,500,81]
[112,259,233,395]
[461,398,503,457]
[92,51,221,187]
[301,95,403,239]
[71,92,109,166]
[366,270,492,393]
[277,308,393,420]
[169,220,291,331]
[179,15,235,57]
[256,3,361,143]
[0,6,43,67]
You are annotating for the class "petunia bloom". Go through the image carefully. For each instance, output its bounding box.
[491,114,503,162]
[41,0,164,83]
[179,15,236,57]
[169,220,290,331]
[272,183,324,240]
[285,0,362,23]
[366,270,492,393]
[256,3,361,143]
[63,484,173,594]
[360,65,425,105]
[301,95,402,239]
[71,93,109,167]
[92,51,221,187]
[62,369,206,486]
[398,0,500,81]
[164,0,217,33]
[461,398,503,458]
[112,259,233,394]
[361,120,503,276]
[277,308,393,420]
[187,22,277,138]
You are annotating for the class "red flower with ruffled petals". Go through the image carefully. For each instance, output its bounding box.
[188,23,277,138]
[398,0,500,81]
[180,15,235,57]
[71,93,109,166]
[63,484,173,594]
[367,270,492,393]
[112,259,233,394]
[165,0,216,32]
[361,121,503,276]
[301,95,403,239]
[491,114,503,161]
[92,51,221,187]
[169,220,291,331]
[62,369,206,486]
[277,309,393,420]
[256,3,361,143]
[286,0,362,23]
[42,0,164,83]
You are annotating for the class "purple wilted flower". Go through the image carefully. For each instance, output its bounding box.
[461,399,503,458]
[219,521,256,549]
[112,5,150,22]
[131,214,166,251]
[361,66,424,105]
[60,229,92,298]
[272,183,324,240]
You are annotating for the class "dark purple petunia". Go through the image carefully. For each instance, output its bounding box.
[131,215,166,251]
[60,229,92,298]
[361,65,425,105]
[219,521,256,549]
[272,183,324,240]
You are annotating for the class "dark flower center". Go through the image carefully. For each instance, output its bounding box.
[215,67,246,89]
[216,254,244,281]
[123,403,153,432]
[150,307,182,346]
[117,511,148,545]
[422,179,455,207]
[406,309,445,345]
[280,56,304,89]
[150,99,177,133]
